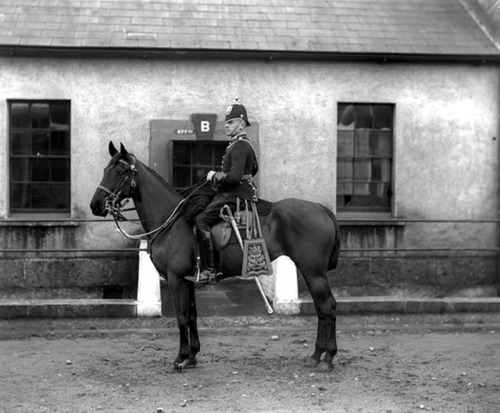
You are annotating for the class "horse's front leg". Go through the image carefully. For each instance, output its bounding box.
[183,280,200,370]
[168,275,199,371]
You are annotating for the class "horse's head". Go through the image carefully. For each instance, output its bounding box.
[90,141,138,217]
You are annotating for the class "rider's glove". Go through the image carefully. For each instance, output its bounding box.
[207,170,216,182]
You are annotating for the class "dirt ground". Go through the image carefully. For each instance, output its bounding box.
[0,314,499,413]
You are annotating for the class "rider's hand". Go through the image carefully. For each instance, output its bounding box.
[207,170,216,182]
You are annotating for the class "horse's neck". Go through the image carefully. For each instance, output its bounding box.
[133,162,181,232]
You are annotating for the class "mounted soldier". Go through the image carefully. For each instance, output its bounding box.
[187,99,259,283]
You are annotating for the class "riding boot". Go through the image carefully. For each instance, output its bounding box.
[186,229,217,283]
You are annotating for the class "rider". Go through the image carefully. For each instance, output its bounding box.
[187,99,258,282]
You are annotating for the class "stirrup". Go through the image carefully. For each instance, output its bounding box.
[185,267,218,283]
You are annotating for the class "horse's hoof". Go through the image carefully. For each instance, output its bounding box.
[315,361,334,372]
[304,357,320,368]
[174,359,197,372]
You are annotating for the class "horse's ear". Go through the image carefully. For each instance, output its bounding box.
[109,141,118,157]
[120,143,129,157]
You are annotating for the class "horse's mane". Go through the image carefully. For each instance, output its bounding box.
[141,160,179,193]
[118,152,180,195]
[122,152,273,222]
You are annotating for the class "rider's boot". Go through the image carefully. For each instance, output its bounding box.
[185,229,217,283]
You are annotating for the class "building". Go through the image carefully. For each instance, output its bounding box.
[1,0,500,314]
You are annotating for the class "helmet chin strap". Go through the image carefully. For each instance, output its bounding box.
[226,118,245,137]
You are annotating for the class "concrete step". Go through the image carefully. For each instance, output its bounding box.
[161,278,270,317]
[1,294,500,319]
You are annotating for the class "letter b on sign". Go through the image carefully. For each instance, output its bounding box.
[191,113,217,140]
[201,121,210,132]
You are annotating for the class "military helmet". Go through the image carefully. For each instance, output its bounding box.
[225,98,251,126]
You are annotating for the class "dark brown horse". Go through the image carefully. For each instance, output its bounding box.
[90,142,341,372]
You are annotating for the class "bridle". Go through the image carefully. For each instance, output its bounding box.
[97,155,203,242]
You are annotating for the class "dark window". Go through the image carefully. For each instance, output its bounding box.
[9,101,71,213]
[337,103,393,212]
[172,141,227,190]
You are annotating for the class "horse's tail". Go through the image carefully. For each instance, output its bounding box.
[319,204,341,271]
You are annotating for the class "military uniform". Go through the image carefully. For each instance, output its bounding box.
[188,100,258,282]
[196,134,258,232]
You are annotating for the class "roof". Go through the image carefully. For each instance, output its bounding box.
[0,0,499,60]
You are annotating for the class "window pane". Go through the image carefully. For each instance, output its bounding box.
[10,183,30,209]
[355,105,373,129]
[32,183,52,208]
[32,131,50,155]
[337,104,355,130]
[337,131,354,156]
[336,194,346,206]
[10,131,31,155]
[193,167,210,183]
[353,183,371,206]
[31,103,50,128]
[52,159,70,182]
[371,131,392,156]
[354,159,371,181]
[51,130,70,155]
[337,159,353,181]
[371,183,390,206]
[337,182,353,195]
[372,158,391,182]
[32,159,51,181]
[173,166,191,188]
[192,144,212,166]
[213,145,226,163]
[373,105,393,130]
[173,143,191,165]
[50,102,70,127]
[355,130,370,156]
[51,184,70,209]
[11,158,30,182]
[10,103,30,128]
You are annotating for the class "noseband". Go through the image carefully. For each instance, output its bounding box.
[98,157,138,220]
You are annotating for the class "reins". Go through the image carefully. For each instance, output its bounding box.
[101,156,208,241]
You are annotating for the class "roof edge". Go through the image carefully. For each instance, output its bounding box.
[1,45,500,65]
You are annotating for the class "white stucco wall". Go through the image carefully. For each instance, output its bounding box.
[0,56,499,249]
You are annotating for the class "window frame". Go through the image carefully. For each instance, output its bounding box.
[8,99,71,216]
[336,102,394,214]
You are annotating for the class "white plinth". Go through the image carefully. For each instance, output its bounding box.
[137,240,162,317]
[271,256,301,315]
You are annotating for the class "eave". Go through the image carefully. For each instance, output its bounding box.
[1,45,500,65]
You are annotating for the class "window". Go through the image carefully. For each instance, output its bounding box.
[9,101,71,214]
[172,141,226,190]
[337,103,393,212]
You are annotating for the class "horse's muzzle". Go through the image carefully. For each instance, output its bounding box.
[90,194,108,217]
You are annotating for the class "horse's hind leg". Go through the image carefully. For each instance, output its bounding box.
[303,274,338,372]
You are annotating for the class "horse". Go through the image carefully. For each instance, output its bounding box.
[90,141,341,372]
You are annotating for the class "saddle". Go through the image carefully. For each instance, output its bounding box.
[211,199,273,278]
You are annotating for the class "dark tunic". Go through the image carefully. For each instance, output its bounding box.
[195,133,258,231]
[213,134,258,202]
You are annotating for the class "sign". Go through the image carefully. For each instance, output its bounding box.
[174,128,194,135]
[191,113,217,140]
